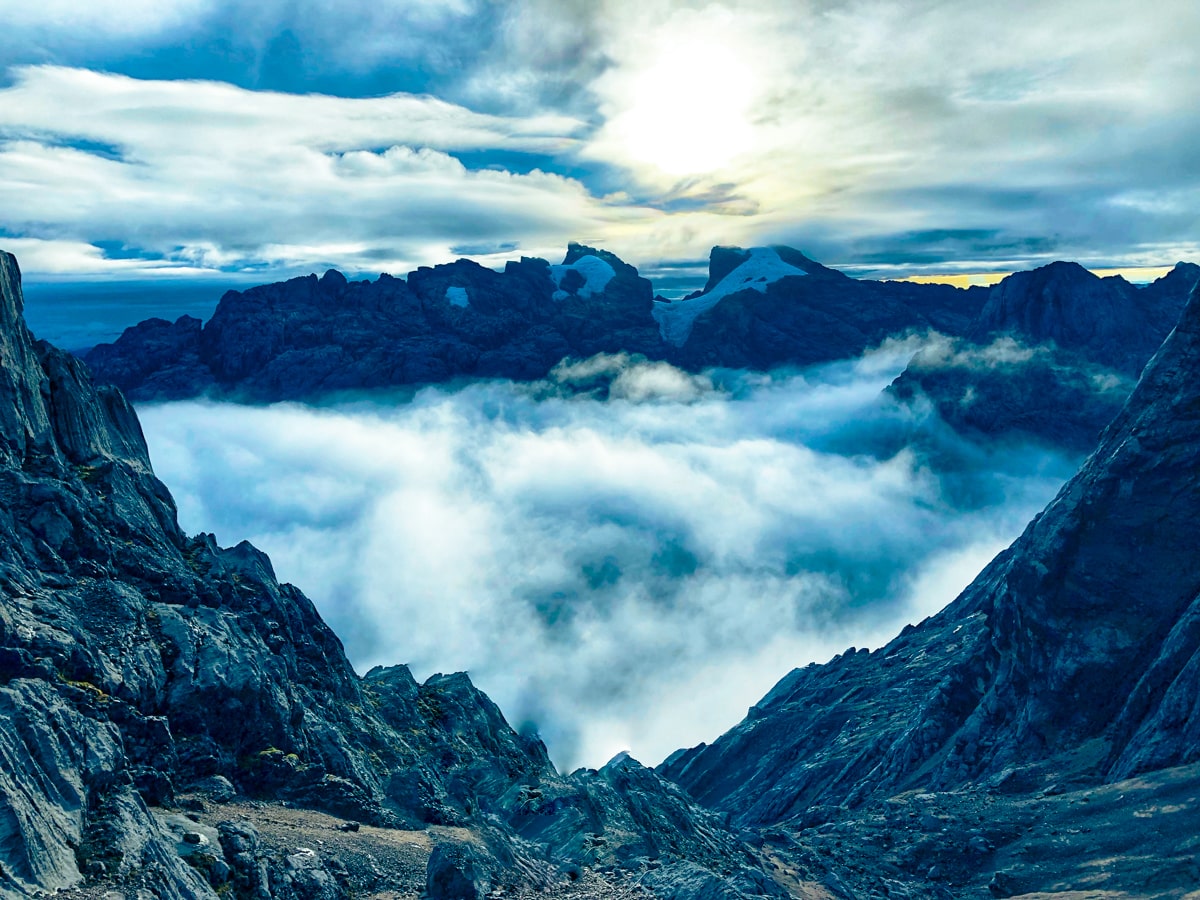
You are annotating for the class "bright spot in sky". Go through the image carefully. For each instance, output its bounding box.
[608,38,757,176]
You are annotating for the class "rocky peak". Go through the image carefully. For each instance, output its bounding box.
[701,245,831,295]
[0,250,156,478]
[970,260,1156,372]
[562,242,641,282]
[703,246,752,291]
[0,251,57,467]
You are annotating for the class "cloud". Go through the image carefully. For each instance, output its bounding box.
[0,66,604,276]
[2,1,1198,280]
[137,344,1076,770]
[0,0,210,45]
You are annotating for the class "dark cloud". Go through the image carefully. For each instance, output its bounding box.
[138,343,1076,769]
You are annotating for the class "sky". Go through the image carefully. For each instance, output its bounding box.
[1,0,1198,288]
[138,343,1077,770]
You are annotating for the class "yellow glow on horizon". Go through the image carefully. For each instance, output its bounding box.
[894,265,1177,288]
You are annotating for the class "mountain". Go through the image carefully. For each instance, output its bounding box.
[659,246,986,368]
[659,277,1200,896]
[82,243,1200,459]
[0,249,786,899]
[82,244,983,403]
[10,240,1200,897]
[890,262,1200,452]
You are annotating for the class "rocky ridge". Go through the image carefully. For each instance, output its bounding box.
[83,244,982,403]
[658,276,1200,895]
[82,245,1199,457]
[0,249,785,899]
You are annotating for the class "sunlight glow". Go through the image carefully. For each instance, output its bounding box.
[606,38,758,177]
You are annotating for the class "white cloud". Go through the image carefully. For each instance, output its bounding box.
[568,0,1200,266]
[0,238,215,277]
[0,66,604,276]
[2,0,1198,278]
[0,0,210,42]
[137,346,1075,770]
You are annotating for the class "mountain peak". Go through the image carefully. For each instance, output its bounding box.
[703,245,826,293]
[970,257,1163,372]
[561,242,641,281]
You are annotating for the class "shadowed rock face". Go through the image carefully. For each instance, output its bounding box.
[83,244,984,402]
[661,278,1200,831]
[0,249,782,900]
[890,261,1200,452]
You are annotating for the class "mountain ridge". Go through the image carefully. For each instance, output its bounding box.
[82,243,983,402]
[80,246,1199,457]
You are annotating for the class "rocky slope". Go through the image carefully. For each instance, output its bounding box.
[659,277,1200,894]
[0,248,784,899]
[889,261,1200,452]
[83,244,982,403]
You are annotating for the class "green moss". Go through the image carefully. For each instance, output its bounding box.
[62,678,110,703]
[73,464,102,483]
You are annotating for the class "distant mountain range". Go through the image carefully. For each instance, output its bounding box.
[83,244,1200,454]
[83,243,982,401]
[5,243,1200,898]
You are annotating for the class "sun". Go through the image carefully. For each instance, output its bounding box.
[605,37,758,178]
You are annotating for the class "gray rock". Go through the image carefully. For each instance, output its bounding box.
[426,843,495,900]
[191,774,237,803]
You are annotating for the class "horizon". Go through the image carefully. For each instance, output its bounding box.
[17,241,1190,352]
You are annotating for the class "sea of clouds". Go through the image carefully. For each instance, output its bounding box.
[138,340,1077,771]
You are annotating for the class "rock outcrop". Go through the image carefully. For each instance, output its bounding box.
[0,248,780,899]
[661,277,1200,829]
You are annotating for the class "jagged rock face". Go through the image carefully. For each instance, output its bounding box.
[890,262,1199,451]
[83,244,985,403]
[662,279,1200,828]
[0,248,780,899]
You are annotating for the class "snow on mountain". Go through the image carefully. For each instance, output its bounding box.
[549,254,617,301]
[652,247,808,346]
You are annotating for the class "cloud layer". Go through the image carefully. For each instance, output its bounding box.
[138,346,1076,769]
[1,0,1198,279]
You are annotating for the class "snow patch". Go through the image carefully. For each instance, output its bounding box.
[550,255,617,301]
[652,247,807,347]
[445,286,469,308]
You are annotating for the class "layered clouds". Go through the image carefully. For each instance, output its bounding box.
[0,65,596,277]
[138,346,1076,770]
[1,0,1198,279]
